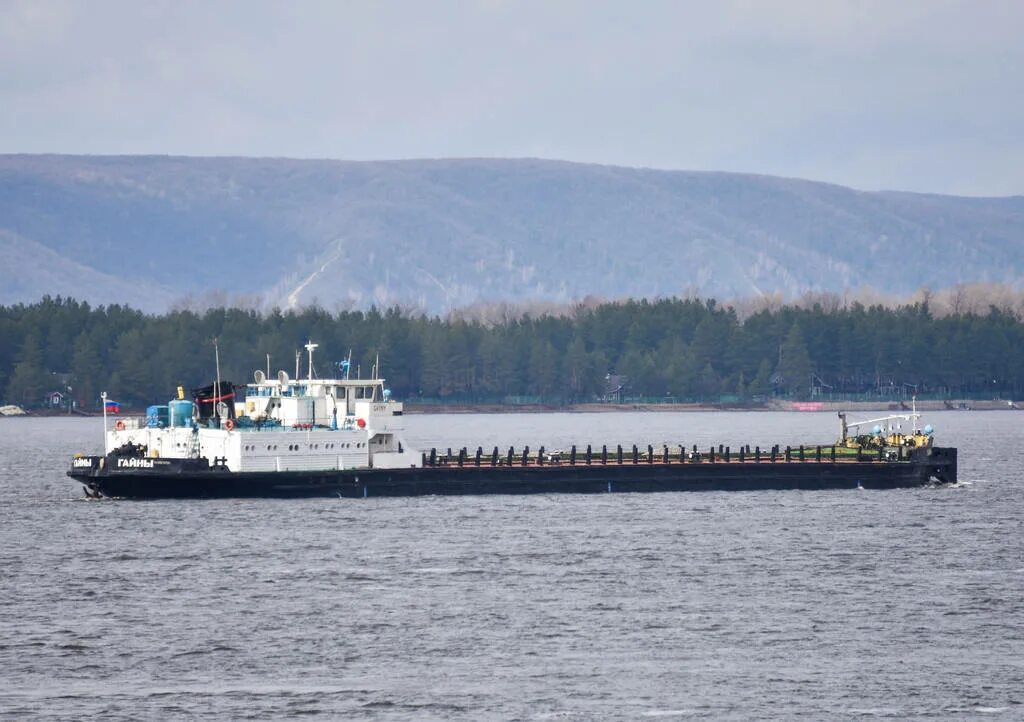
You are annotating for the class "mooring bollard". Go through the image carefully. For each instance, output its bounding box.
[522,445,530,467]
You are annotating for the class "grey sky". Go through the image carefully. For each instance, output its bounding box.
[2,0,1022,196]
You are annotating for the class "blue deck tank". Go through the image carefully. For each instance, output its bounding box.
[146,405,169,428]
[168,399,194,427]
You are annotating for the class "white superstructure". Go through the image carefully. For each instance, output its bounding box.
[103,345,420,472]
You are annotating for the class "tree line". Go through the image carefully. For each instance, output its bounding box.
[2,295,1022,409]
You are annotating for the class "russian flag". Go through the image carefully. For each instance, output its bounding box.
[104,399,121,413]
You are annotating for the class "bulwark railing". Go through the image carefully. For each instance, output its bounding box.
[420,442,913,468]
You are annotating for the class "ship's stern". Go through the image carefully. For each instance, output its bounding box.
[924,446,958,485]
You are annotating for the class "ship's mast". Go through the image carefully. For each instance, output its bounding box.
[100,390,109,453]
[305,341,318,381]
[214,338,222,423]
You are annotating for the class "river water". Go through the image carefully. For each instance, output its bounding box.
[1,411,1022,719]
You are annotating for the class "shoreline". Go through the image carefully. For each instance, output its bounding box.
[9,399,1018,418]
[403,399,1019,414]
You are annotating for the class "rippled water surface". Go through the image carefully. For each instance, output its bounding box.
[2,411,1022,719]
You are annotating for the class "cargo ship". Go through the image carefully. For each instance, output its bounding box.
[67,343,958,499]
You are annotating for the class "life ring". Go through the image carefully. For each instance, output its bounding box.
[114,420,125,431]
[224,419,235,431]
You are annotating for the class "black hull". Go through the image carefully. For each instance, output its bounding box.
[68,447,957,499]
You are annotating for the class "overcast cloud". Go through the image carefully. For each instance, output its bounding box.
[1,0,1022,195]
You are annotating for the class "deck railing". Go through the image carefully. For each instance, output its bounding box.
[420,442,913,468]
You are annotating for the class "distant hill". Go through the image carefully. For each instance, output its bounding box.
[1,154,1022,312]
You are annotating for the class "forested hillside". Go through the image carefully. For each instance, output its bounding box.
[3,296,1022,409]
[2,155,1023,313]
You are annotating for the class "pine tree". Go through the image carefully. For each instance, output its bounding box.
[748,358,774,397]
[70,331,104,409]
[5,335,48,407]
[697,363,720,400]
[777,322,813,397]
